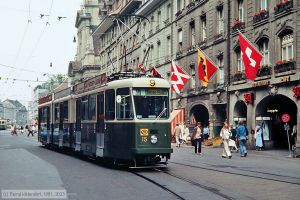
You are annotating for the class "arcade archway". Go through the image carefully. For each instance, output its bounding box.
[233,100,247,125]
[256,94,297,149]
[190,104,209,127]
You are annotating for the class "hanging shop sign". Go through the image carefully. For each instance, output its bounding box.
[292,86,300,98]
[244,92,254,104]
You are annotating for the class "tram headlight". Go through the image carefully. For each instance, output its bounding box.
[150,135,158,144]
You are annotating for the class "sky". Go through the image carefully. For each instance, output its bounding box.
[0,0,82,102]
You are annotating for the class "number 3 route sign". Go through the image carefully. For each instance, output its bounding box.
[281,113,291,123]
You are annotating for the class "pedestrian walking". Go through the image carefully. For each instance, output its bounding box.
[255,124,263,151]
[237,121,248,157]
[20,126,24,134]
[203,125,209,140]
[181,123,190,144]
[228,124,238,152]
[11,125,17,136]
[291,125,297,151]
[174,123,182,147]
[191,122,203,155]
[220,122,232,159]
[27,125,34,137]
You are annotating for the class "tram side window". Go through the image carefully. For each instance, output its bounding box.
[54,104,60,123]
[116,88,133,120]
[81,96,89,121]
[61,101,68,122]
[89,94,96,120]
[105,89,115,120]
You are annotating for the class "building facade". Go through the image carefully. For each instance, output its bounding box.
[2,100,28,126]
[72,0,300,152]
[228,0,299,150]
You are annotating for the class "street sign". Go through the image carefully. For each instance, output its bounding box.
[281,113,291,123]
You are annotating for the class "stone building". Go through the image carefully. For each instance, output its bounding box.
[228,0,300,150]
[74,0,300,152]
[2,99,28,126]
[68,0,103,84]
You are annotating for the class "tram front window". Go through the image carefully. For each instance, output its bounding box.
[133,88,169,119]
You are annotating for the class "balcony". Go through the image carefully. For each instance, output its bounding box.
[176,50,183,58]
[274,60,296,74]
[231,20,245,32]
[186,2,195,10]
[274,0,293,15]
[232,72,246,82]
[187,45,196,53]
[253,10,269,24]
[175,10,183,18]
[256,65,272,77]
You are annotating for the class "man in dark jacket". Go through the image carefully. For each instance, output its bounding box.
[237,121,248,157]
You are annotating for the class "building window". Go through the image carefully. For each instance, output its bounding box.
[157,11,161,24]
[259,40,269,65]
[261,0,268,10]
[217,8,224,34]
[217,57,224,85]
[201,17,207,41]
[236,50,244,72]
[178,29,183,51]
[167,36,171,56]
[189,21,195,46]
[167,4,171,20]
[281,33,293,61]
[190,66,196,88]
[238,0,244,22]
[157,42,161,60]
[177,0,183,11]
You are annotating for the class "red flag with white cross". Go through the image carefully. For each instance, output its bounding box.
[171,60,190,95]
[238,31,263,80]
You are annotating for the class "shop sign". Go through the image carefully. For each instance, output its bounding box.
[281,113,291,123]
[244,92,254,104]
[280,76,290,83]
[252,80,270,88]
[292,86,300,98]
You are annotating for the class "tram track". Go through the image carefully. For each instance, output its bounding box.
[131,168,237,200]
[170,161,300,186]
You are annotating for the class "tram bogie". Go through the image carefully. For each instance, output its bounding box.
[38,75,173,167]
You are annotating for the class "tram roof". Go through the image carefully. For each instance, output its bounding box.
[106,77,170,90]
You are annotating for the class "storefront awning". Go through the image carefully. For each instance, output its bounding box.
[170,109,185,136]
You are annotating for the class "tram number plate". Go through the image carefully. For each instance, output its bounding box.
[141,137,148,143]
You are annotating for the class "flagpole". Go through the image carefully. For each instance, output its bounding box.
[237,30,263,57]
[171,60,192,77]
[197,48,219,70]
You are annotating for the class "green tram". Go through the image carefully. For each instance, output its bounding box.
[38,74,173,167]
[0,119,7,130]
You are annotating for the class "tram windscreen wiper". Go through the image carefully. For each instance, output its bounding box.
[155,107,167,121]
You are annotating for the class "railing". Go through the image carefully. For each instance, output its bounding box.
[232,20,245,32]
[186,2,195,10]
[176,50,183,58]
[274,0,293,15]
[232,72,246,82]
[257,65,271,77]
[253,10,269,23]
[274,60,296,74]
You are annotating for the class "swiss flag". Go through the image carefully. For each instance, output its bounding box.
[171,60,190,95]
[150,67,163,78]
[137,63,145,73]
[238,32,263,80]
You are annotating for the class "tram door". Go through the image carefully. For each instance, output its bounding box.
[75,99,81,151]
[96,93,105,157]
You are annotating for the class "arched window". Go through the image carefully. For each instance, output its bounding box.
[258,39,269,66]
[281,33,293,61]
